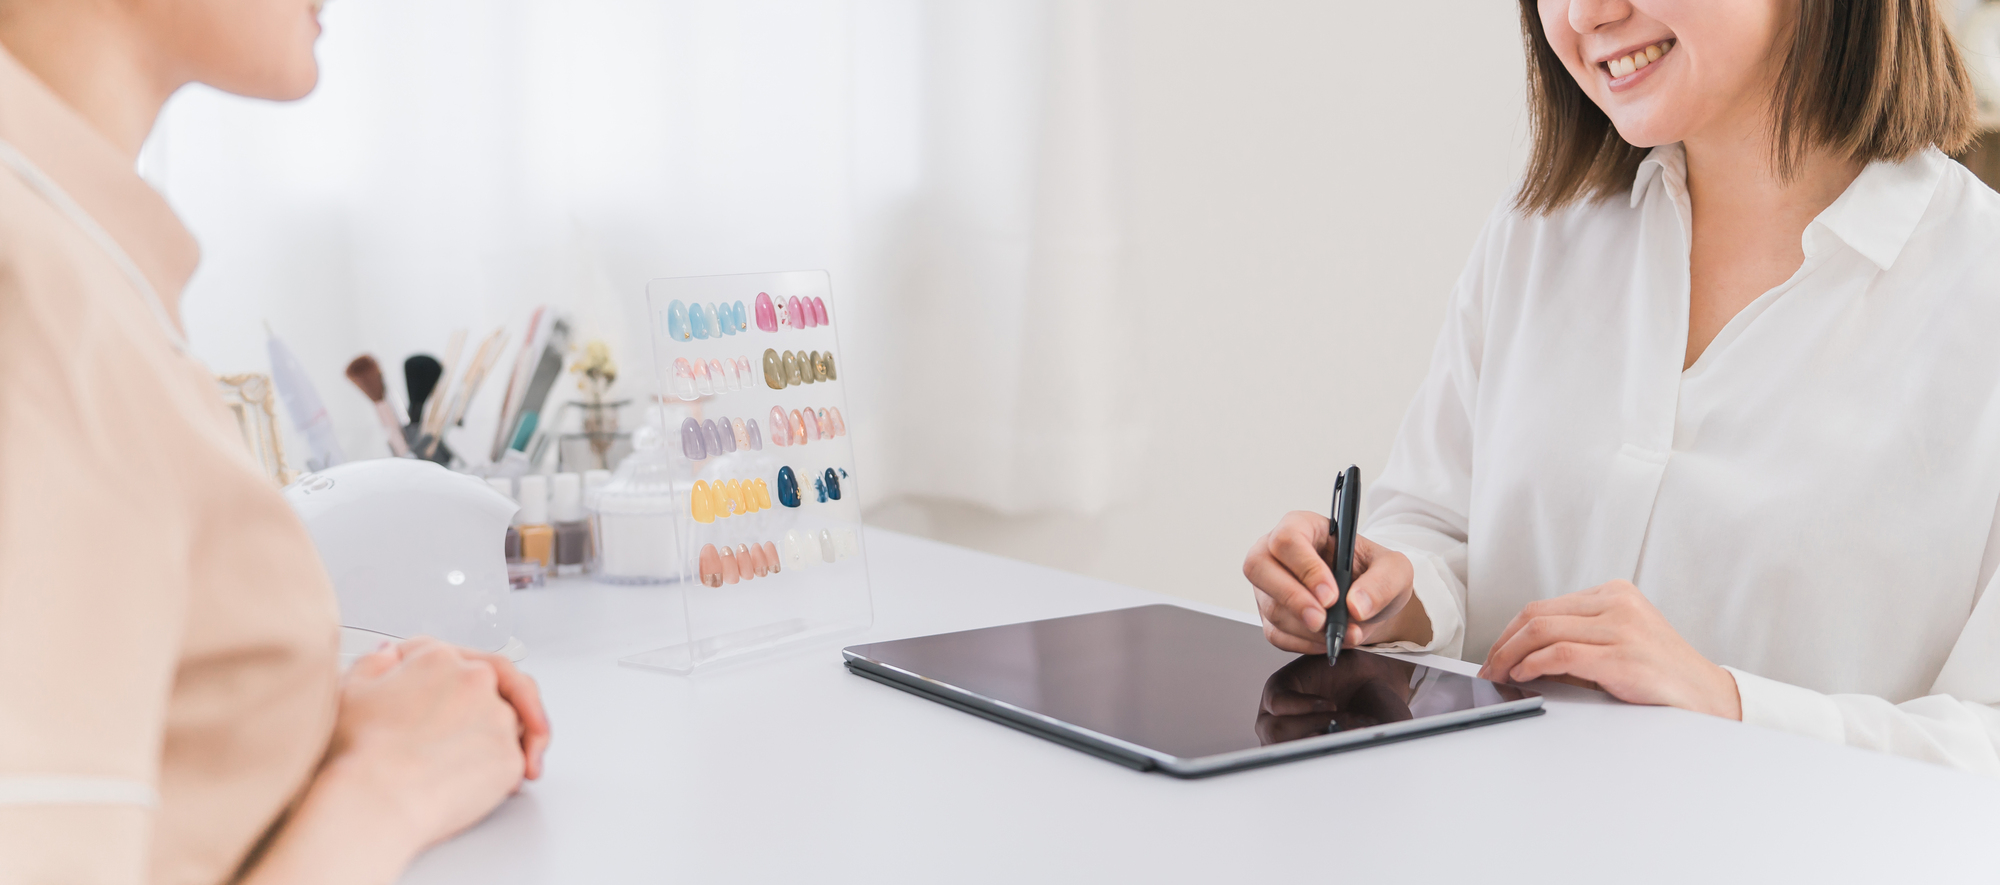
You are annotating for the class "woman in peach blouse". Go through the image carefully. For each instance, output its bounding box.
[0,1,550,882]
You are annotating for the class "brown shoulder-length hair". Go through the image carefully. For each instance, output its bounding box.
[1515,0,1979,214]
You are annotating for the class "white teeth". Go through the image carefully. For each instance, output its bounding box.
[1606,40,1671,79]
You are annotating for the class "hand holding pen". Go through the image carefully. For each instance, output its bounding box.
[1242,474,1433,656]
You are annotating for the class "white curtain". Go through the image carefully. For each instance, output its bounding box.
[147,0,1140,516]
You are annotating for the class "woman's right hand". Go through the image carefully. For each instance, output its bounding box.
[324,638,531,852]
[1243,511,1429,653]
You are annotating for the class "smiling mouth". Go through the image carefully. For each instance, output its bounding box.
[1601,39,1676,80]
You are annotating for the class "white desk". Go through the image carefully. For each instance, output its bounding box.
[404,529,2000,884]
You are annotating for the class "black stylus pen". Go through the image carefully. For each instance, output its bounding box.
[1325,465,1361,663]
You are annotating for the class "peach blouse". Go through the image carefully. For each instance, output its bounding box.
[0,46,340,884]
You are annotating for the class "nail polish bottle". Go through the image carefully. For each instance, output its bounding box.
[551,472,591,577]
[582,469,611,573]
[516,475,555,571]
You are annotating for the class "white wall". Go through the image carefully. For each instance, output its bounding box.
[867,1,1530,612]
[155,0,1528,615]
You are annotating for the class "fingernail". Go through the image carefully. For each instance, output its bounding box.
[1314,582,1336,606]
[745,418,764,451]
[746,543,768,578]
[776,467,802,508]
[691,358,713,395]
[667,300,691,341]
[713,358,736,391]
[762,541,782,574]
[755,292,779,332]
[702,419,726,455]
[782,351,803,386]
[820,529,837,562]
[690,480,716,524]
[719,546,739,585]
[691,303,711,340]
[751,478,773,510]
[722,479,745,517]
[699,544,723,587]
[813,296,829,326]
[680,417,707,461]
[822,352,838,380]
[731,300,749,333]
[784,530,808,569]
[787,296,807,328]
[1350,592,1371,620]
[823,467,842,501]
[672,358,697,401]
[791,409,810,443]
[732,418,750,452]
[768,406,791,446]
[829,407,846,436]
[763,349,786,390]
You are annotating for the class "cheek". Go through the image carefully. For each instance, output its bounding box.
[1535,3,1592,86]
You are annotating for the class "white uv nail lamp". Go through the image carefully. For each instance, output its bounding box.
[284,458,525,664]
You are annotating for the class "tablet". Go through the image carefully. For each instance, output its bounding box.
[843,604,1543,777]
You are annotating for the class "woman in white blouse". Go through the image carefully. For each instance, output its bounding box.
[1245,0,2000,773]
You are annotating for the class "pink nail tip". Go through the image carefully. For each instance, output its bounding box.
[754,292,779,332]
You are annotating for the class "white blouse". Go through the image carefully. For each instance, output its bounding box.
[1364,143,2000,774]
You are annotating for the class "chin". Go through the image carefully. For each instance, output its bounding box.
[224,52,320,101]
[1606,115,1685,151]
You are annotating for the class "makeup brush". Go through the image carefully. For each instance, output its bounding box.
[404,355,442,426]
[345,355,413,457]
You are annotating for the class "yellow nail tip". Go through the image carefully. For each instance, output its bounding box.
[690,480,715,524]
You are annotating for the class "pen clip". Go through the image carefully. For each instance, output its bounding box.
[1330,472,1346,538]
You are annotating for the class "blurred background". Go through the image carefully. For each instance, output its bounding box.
[145,0,2000,613]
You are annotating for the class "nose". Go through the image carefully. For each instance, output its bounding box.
[1565,0,1632,34]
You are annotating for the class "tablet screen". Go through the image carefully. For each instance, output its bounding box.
[846,604,1536,760]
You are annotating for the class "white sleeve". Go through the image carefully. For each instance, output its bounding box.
[1358,208,1505,661]
[1723,550,2000,775]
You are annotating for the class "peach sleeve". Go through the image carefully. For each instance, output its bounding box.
[0,208,195,884]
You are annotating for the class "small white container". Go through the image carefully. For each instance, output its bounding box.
[592,426,684,584]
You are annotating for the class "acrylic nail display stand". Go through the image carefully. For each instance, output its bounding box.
[617,271,874,674]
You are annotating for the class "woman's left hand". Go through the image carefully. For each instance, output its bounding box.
[1476,580,1742,720]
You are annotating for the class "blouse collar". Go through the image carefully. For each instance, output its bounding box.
[0,44,199,314]
[1630,140,1949,272]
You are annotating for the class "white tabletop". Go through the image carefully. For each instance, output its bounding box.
[403,529,2000,884]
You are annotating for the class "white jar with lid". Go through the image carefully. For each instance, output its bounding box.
[592,425,684,584]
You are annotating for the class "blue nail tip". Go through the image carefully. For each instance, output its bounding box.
[732,301,748,331]
[667,300,690,341]
[680,417,706,460]
[690,304,710,340]
[823,468,841,500]
[718,304,736,336]
[813,475,827,503]
[776,467,802,508]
